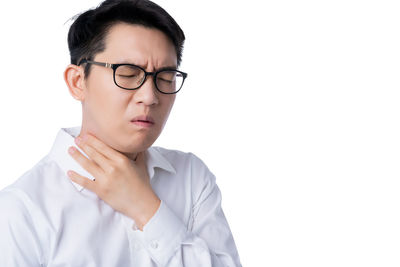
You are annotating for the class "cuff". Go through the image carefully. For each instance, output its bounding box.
[131,200,188,266]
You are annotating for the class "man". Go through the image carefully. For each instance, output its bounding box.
[0,0,242,266]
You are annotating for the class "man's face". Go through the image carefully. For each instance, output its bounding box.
[79,23,177,158]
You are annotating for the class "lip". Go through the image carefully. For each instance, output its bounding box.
[131,115,155,127]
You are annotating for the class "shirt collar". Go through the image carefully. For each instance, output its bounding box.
[48,126,176,192]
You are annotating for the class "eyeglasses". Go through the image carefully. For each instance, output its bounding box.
[78,59,188,94]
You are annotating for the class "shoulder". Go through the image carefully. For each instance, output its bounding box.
[0,187,26,213]
[150,146,217,198]
[0,187,35,230]
[0,158,66,249]
[1,155,68,210]
[0,158,49,221]
[0,154,54,232]
[4,156,49,195]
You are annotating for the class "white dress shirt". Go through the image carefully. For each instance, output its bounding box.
[0,126,241,267]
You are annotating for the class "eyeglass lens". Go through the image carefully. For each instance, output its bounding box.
[115,65,184,93]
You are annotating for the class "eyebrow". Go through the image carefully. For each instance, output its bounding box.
[159,65,178,70]
[118,61,178,71]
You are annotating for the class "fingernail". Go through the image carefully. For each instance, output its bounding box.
[68,146,76,154]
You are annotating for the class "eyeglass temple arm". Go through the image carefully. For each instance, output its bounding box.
[78,59,113,69]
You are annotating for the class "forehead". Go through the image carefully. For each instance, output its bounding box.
[99,22,177,67]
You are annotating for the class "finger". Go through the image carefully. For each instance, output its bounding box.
[80,133,123,162]
[75,137,109,172]
[68,146,102,177]
[67,170,96,192]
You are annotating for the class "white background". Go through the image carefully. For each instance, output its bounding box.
[0,0,399,266]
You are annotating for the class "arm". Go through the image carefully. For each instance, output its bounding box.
[0,189,43,267]
[131,157,242,267]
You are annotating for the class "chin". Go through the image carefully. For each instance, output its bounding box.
[115,133,158,154]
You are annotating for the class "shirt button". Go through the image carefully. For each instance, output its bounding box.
[150,240,159,249]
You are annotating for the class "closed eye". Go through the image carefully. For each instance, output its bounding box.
[118,74,138,78]
[158,77,174,83]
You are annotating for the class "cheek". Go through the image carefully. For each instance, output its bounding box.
[85,77,128,121]
[159,96,176,123]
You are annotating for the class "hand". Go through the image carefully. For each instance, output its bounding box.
[67,133,161,230]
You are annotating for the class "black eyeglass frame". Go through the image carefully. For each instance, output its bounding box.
[78,59,188,94]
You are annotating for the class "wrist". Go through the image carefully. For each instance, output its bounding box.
[132,194,161,231]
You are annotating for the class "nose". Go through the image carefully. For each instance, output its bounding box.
[133,76,159,106]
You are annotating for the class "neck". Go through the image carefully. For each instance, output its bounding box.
[123,151,139,161]
[78,125,139,162]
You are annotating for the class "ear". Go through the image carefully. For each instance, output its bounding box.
[64,64,87,101]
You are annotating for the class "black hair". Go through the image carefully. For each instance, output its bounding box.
[67,0,185,77]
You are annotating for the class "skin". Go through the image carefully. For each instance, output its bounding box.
[63,23,178,230]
